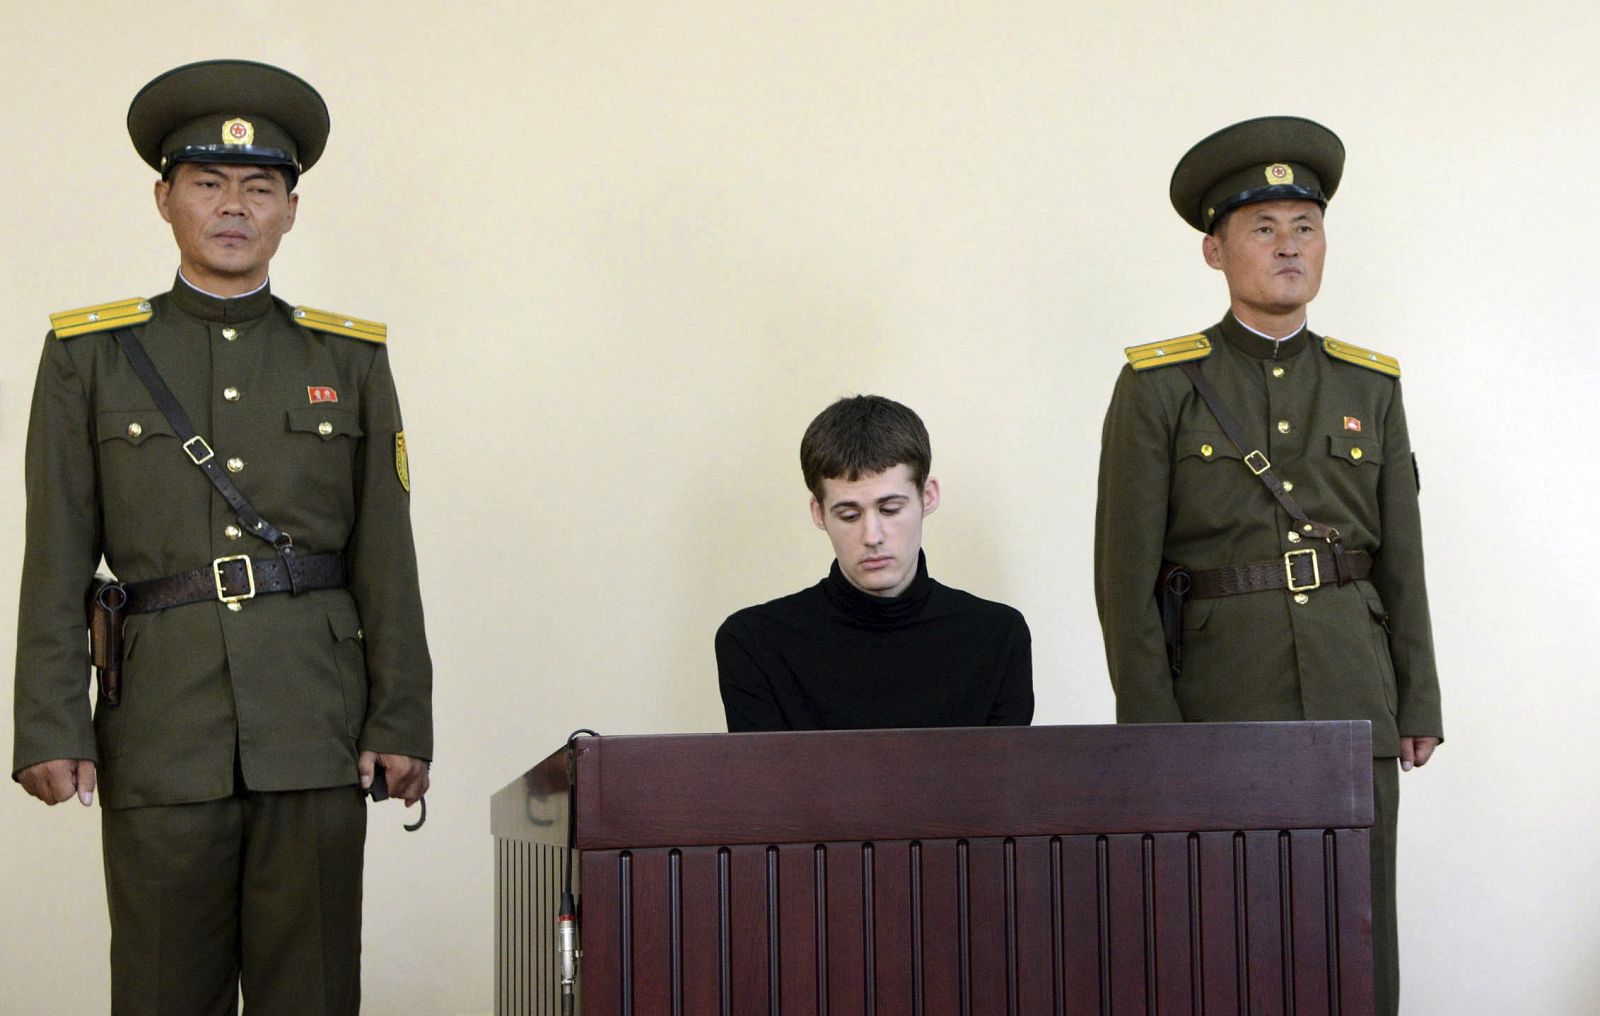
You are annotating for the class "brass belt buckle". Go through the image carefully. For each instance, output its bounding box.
[1244,449,1271,475]
[1284,548,1321,593]
[212,555,256,603]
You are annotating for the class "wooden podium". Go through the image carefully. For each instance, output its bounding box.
[491,722,1373,1015]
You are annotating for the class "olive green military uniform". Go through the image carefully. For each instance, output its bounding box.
[12,281,433,1013]
[1096,117,1443,1016]
[14,281,432,801]
[1095,314,1442,748]
[10,60,431,1015]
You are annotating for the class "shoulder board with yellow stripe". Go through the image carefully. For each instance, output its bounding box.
[292,306,387,344]
[1322,337,1400,377]
[49,297,152,339]
[1124,333,1212,371]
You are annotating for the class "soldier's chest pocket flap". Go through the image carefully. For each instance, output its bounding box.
[1176,430,1241,464]
[96,411,177,447]
[1327,434,1383,466]
[287,406,363,442]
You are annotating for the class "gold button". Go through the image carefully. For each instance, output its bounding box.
[126,422,143,438]
[226,601,244,612]
[1351,447,1364,460]
[317,421,333,436]
[1303,524,1314,533]
[1287,531,1302,544]
[224,524,243,540]
[1282,481,1294,492]
[226,457,245,473]
[1277,420,1291,434]
[1293,593,1310,606]
[1271,366,1285,378]
[356,629,365,641]
[222,327,238,341]
[223,386,240,402]
[1200,443,1214,457]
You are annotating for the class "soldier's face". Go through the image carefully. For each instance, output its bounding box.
[1203,199,1325,319]
[810,464,940,598]
[155,163,297,295]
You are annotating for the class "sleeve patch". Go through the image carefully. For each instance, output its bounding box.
[1323,337,1401,377]
[293,306,388,344]
[50,297,152,338]
[395,431,411,492]
[1125,333,1212,370]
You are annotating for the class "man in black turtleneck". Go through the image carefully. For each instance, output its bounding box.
[716,395,1032,732]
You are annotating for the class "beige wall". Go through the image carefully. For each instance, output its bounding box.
[3,3,1597,1012]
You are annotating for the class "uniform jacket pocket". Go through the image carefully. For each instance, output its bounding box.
[1327,433,1383,466]
[1177,430,1240,464]
[96,411,177,447]
[287,406,362,441]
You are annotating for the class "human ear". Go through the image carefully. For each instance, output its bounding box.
[154,177,173,223]
[920,477,941,517]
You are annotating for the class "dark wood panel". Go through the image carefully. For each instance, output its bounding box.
[678,847,723,1016]
[726,846,772,1015]
[578,851,621,1016]
[1195,831,1242,1015]
[962,838,1010,1016]
[1011,838,1058,1016]
[872,842,916,1016]
[627,851,673,1014]
[1243,831,1287,1016]
[1150,833,1197,1015]
[1105,835,1150,1016]
[822,843,867,1016]
[1056,835,1103,1015]
[1288,830,1332,1015]
[560,724,1372,849]
[776,843,821,1016]
[917,839,963,1015]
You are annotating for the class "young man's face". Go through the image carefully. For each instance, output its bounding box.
[155,162,297,295]
[1203,198,1326,325]
[810,463,940,598]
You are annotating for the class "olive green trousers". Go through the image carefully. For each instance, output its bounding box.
[101,784,366,1015]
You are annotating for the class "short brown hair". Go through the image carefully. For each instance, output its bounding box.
[800,395,931,499]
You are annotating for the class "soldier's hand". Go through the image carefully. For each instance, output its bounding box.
[358,750,430,805]
[1399,736,1440,771]
[18,758,97,806]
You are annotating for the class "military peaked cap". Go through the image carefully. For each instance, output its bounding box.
[127,59,329,188]
[1170,116,1344,233]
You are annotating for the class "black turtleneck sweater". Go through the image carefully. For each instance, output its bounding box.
[715,553,1033,732]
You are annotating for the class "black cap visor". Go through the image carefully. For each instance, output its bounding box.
[1207,184,1325,234]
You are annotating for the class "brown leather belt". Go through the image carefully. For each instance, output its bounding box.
[1188,547,1371,600]
[125,553,347,614]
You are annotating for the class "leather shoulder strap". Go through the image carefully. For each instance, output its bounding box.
[1177,360,1340,544]
[110,327,309,591]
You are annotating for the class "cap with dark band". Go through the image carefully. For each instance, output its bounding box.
[1169,116,1344,233]
[127,59,329,189]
